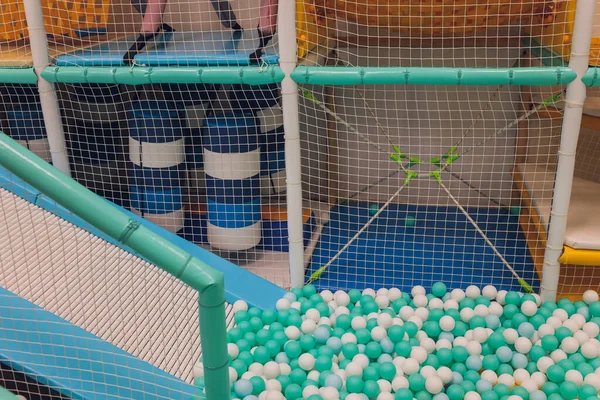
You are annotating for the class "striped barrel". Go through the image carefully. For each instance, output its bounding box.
[257,105,286,195]
[184,101,212,205]
[202,112,262,251]
[6,102,52,163]
[62,83,129,207]
[128,100,186,233]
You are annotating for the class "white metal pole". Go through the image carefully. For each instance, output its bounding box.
[541,0,595,301]
[23,0,71,176]
[278,0,304,288]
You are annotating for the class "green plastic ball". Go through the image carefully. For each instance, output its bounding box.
[542,382,560,396]
[505,292,522,305]
[542,335,559,351]
[447,384,466,400]
[285,341,302,359]
[388,325,405,343]
[250,376,266,395]
[363,366,379,381]
[511,386,529,400]
[547,365,565,383]
[405,215,416,227]
[432,282,447,297]
[343,343,360,359]
[346,376,364,393]
[300,335,316,351]
[379,362,396,381]
[408,374,426,391]
[395,388,415,400]
[560,381,579,400]
[369,204,380,216]
[452,346,469,363]
[364,380,380,398]
[493,383,511,397]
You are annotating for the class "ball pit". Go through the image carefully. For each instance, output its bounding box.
[197,285,600,399]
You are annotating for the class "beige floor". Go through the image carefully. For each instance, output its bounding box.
[0,187,291,384]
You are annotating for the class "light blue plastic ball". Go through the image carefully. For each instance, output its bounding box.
[234,379,253,397]
[466,355,483,371]
[511,353,528,369]
[485,315,501,329]
[325,373,343,390]
[284,292,297,302]
[496,346,513,363]
[380,338,394,354]
[243,396,259,400]
[518,322,535,338]
[275,352,290,364]
[314,327,331,343]
[442,293,452,302]
[329,305,336,315]
[577,307,590,320]
[476,379,492,393]
[358,344,366,354]
[530,390,548,400]
[378,354,393,364]
[438,332,455,342]
[452,372,463,384]
[433,394,450,400]
[326,337,343,354]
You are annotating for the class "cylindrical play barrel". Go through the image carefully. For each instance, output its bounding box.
[203,112,262,251]
[128,100,186,233]
[257,105,286,195]
[6,102,52,163]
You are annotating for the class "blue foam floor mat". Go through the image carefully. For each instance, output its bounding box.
[54,31,279,67]
[306,203,539,293]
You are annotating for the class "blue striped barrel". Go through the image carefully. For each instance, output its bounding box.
[128,100,186,233]
[202,112,262,251]
[257,105,286,195]
[184,101,212,204]
[6,102,52,163]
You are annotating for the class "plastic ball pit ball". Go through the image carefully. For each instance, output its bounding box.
[215,285,600,400]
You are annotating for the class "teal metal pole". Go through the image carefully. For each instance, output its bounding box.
[290,66,577,86]
[0,68,38,84]
[0,131,231,400]
[41,66,284,86]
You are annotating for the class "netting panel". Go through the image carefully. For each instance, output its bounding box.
[0,184,220,398]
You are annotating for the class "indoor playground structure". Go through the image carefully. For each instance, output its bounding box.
[1,0,600,399]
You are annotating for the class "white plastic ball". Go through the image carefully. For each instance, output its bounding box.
[319,386,339,400]
[444,299,459,311]
[439,316,456,332]
[570,314,586,329]
[377,313,394,330]
[450,289,466,302]
[521,300,538,317]
[408,316,423,330]
[473,327,489,343]
[228,343,239,359]
[392,317,404,326]
[563,319,580,334]
[411,285,426,297]
[345,362,363,377]
[514,369,530,385]
[410,347,428,363]
[480,370,498,385]
[498,374,516,388]
[415,331,429,342]
[415,307,429,321]
[371,326,387,342]
[496,290,508,305]
[581,341,599,359]
[464,392,482,400]
[515,337,533,354]
[275,298,290,311]
[453,337,469,348]
[561,337,579,354]
[299,353,315,371]
[279,363,291,376]
[435,339,452,350]
[249,362,264,375]
[193,361,204,378]
[345,395,364,400]
[290,301,301,311]
[488,302,503,317]
[546,316,562,329]
[306,308,321,323]
[266,379,282,392]
[263,361,280,379]
[573,330,590,345]
[537,357,554,373]
[351,316,367,331]
[363,288,376,298]
[474,304,490,317]
[320,290,334,302]
[301,319,317,335]
[550,349,567,362]
[465,285,481,299]
[503,328,519,344]
[583,322,600,338]
[437,367,453,384]
[553,309,569,322]
[399,306,415,321]
[264,390,284,400]
[375,295,390,309]
[303,385,320,398]
[335,306,349,316]
[421,338,436,354]
[341,332,357,344]
[420,366,437,379]
[378,379,392,393]
[377,393,394,400]
[565,370,584,386]
[460,308,475,323]
[583,290,599,304]
[425,376,443,394]
[353,354,370,369]
[583,373,600,390]
[388,288,402,302]
[402,358,420,375]
[392,376,409,391]
[413,295,428,308]
[307,370,320,381]
[233,300,249,313]
[429,298,444,309]
[531,371,546,387]
[537,324,555,338]
[520,378,539,393]
[482,285,498,300]
[466,341,482,356]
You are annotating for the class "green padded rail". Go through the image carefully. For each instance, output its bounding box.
[41,66,284,85]
[0,68,38,84]
[583,68,600,87]
[291,66,577,86]
[0,132,231,400]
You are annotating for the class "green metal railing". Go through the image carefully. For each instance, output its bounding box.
[0,131,231,400]
[0,68,38,84]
